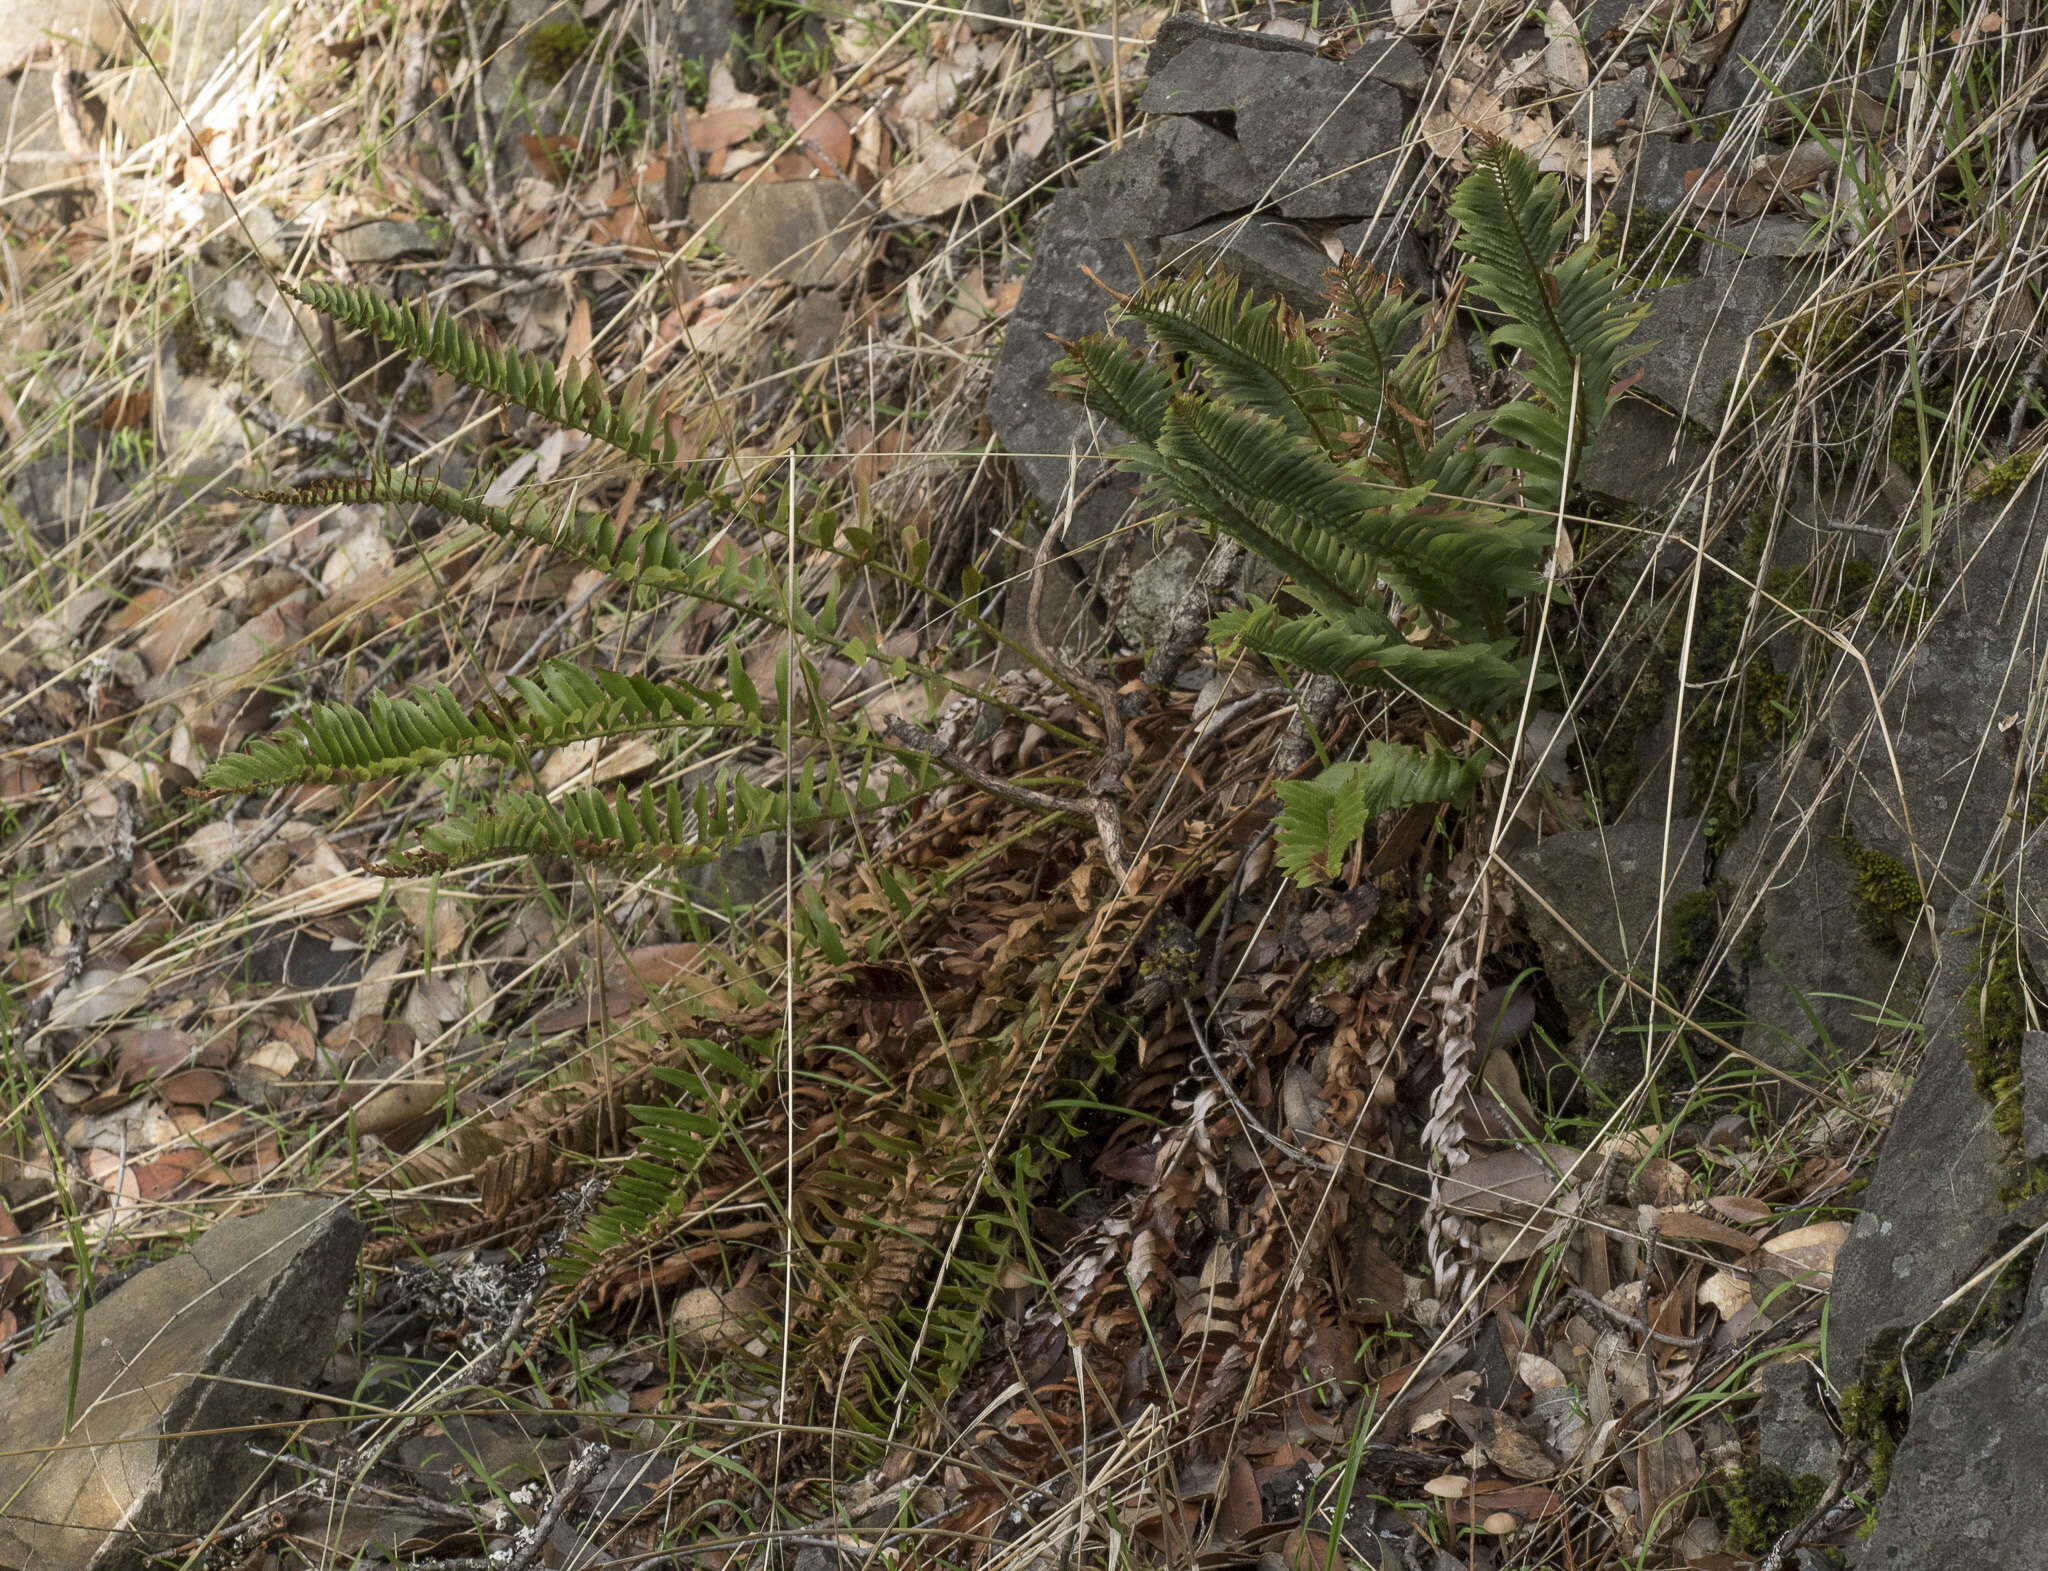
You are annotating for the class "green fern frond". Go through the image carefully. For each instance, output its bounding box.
[192,660,752,796]
[1214,602,1534,716]
[1048,333,1173,445]
[369,760,934,876]
[1315,265,1438,486]
[559,1038,775,1278]
[241,467,812,628]
[1121,273,1338,448]
[1451,142,1645,513]
[1274,740,1486,885]
[1134,397,1381,613]
[287,281,682,475]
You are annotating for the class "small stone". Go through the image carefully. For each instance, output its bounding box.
[688,180,869,288]
[1573,67,1648,144]
[0,1197,362,1571]
[1580,397,1706,510]
[652,0,736,67]
[1345,32,1429,95]
[331,219,441,265]
[1235,62,1408,219]
[961,0,1014,33]
[1757,1362,1838,1482]
[1114,533,1204,650]
[1157,213,1335,316]
[1073,117,1258,239]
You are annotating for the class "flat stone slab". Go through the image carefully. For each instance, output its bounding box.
[987,192,1158,551]
[0,1197,362,1571]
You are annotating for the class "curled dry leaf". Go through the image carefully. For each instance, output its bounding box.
[1439,1142,1594,1225]
[1758,1219,1850,1283]
[786,84,853,172]
[879,133,985,219]
[1695,1268,1751,1318]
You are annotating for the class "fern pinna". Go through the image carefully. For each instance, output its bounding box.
[1054,140,1645,882]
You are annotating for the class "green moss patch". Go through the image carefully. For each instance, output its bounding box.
[525,18,594,83]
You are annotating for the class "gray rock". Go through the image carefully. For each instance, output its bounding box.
[1345,34,1429,96]
[652,0,737,68]
[1073,116,1258,239]
[687,180,869,288]
[1822,478,2048,914]
[1236,63,1409,219]
[331,219,441,266]
[1140,29,1425,114]
[1511,815,1707,1086]
[153,343,251,484]
[1631,254,1805,426]
[0,67,85,201]
[1114,532,1203,650]
[206,269,326,420]
[1858,1254,2048,1568]
[1581,397,1707,510]
[1574,68,1649,145]
[2025,1030,2048,1164]
[1700,215,1826,266]
[0,1197,361,1571]
[1,0,131,74]
[1719,763,1922,1084]
[1702,0,1823,121]
[1620,134,1751,216]
[1757,1362,1838,1482]
[961,0,1014,32]
[988,192,1157,549]
[1157,213,1335,316]
[1143,13,1320,79]
[1824,887,2003,1386]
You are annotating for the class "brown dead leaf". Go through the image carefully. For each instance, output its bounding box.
[1542,0,1590,91]
[97,388,151,430]
[1220,1454,1262,1539]
[1757,1220,1849,1283]
[1453,1398,1562,1480]
[879,133,984,219]
[688,105,767,154]
[349,1078,448,1138]
[159,1067,229,1105]
[786,85,853,172]
[1439,1143,1593,1225]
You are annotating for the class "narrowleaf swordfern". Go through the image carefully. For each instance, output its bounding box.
[185,137,1645,1465]
[1054,140,1646,882]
